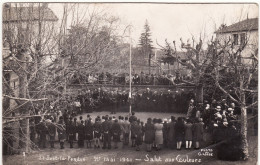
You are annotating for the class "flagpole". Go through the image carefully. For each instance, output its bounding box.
[129,27,132,115]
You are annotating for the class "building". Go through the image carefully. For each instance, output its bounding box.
[2,3,58,111]
[215,18,258,66]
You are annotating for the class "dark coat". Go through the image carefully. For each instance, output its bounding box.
[57,121,66,141]
[175,121,185,141]
[167,121,175,141]
[77,123,85,140]
[66,121,75,135]
[184,123,193,141]
[193,122,204,141]
[85,122,93,140]
[144,123,155,144]
[131,122,143,145]
[48,122,56,137]
[111,122,121,135]
[111,122,121,142]
[93,121,102,138]
[102,120,111,134]
[39,122,48,135]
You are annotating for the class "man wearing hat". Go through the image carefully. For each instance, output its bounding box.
[57,116,66,149]
[48,119,56,148]
[227,107,236,121]
[102,116,112,149]
[67,117,75,148]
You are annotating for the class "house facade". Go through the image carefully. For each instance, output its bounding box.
[215,18,258,66]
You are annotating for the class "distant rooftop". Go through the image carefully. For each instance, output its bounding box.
[3,6,58,22]
[215,18,258,33]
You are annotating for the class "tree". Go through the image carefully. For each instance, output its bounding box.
[139,20,154,74]
[157,37,210,103]
[3,3,59,151]
[210,28,258,160]
[2,2,126,153]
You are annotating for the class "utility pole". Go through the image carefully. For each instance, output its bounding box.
[129,27,132,115]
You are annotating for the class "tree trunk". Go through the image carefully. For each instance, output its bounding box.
[240,94,249,160]
[18,52,29,152]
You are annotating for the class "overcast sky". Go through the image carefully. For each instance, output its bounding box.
[49,3,258,49]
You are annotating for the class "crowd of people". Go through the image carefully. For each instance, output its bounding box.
[186,98,240,143]
[27,97,241,152]
[70,71,189,86]
[51,88,193,115]
[27,111,207,152]
[3,91,243,155]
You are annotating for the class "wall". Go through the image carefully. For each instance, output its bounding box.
[216,30,258,66]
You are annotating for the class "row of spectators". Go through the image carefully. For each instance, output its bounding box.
[70,71,192,85]
[24,111,207,151]
[49,88,194,115]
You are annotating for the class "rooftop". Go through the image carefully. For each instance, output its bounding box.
[215,18,258,33]
[3,6,58,22]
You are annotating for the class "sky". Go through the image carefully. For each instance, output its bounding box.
[48,3,258,49]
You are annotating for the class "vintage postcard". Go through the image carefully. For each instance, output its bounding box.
[2,2,258,165]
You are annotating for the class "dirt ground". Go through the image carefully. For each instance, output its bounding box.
[2,112,258,165]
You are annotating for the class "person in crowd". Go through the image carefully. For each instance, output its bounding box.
[167,116,176,149]
[57,117,66,149]
[63,109,69,125]
[77,120,85,148]
[227,107,236,121]
[154,118,164,151]
[221,99,228,111]
[187,99,194,118]
[162,119,168,147]
[141,121,145,142]
[38,120,48,148]
[73,118,78,141]
[111,119,121,149]
[48,119,56,148]
[203,104,211,129]
[93,118,102,148]
[118,116,125,141]
[67,117,75,148]
[123,117,130,145]
[184,118,193,149]
[135,119,143,151]
[193,118,204,149]
[129,112,137,123]
[144,118,155,152]
[130,117,138,148]
[30,120,36,149]
[175,117,185,150]
[195,108,201,119]
[214,106,222,120]
[85,119,93,148]
[79,116,84,125]
[86,114,91,121]
[102,116,111,149]
[152,118,157,149]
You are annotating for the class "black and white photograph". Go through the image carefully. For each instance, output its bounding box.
[2,2,258,165]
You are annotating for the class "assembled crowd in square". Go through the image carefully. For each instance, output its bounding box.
[25,97,239,152]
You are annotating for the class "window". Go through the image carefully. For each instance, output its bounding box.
[13,81,16,89]
[233,34,238,45]
[240,33,246,45]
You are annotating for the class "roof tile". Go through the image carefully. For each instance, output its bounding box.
[3,7,58,22]
[215,18,258,33]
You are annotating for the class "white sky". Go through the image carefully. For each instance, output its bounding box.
[49,3,258,49]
